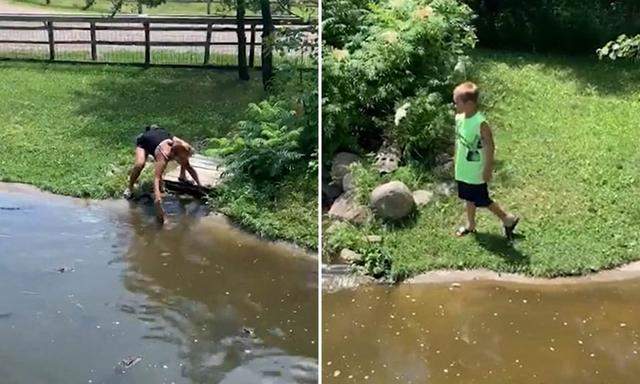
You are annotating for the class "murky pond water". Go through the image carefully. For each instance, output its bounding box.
[0,187,317,384]
[324,280,640,383]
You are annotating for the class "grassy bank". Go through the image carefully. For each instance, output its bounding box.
[0,61,317,247]
[212,174,318,249]
[326,50,640,280]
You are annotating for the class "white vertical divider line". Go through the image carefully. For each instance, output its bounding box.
[316,0,323,379]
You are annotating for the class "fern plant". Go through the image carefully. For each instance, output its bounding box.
[208,100,306,181]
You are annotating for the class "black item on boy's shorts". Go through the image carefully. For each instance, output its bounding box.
[457,180,493,207]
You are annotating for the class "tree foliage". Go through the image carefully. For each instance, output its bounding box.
[462,0,640,54]
[598,34,640,61]
[323,0,476,160]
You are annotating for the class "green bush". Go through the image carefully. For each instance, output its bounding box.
[598,34,640,61]
[323,0,477,160]
[208,70,317,181]
[463,0,640,54]
[322,0,374,48]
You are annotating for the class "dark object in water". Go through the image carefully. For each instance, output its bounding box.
[0,206,20,211]
[119,304,136,314]
[118,356,143,370]
[241,326,256,338]
[57,267,75,273]
[0,312,12,319]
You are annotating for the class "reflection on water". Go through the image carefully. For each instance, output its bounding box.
[324,281,640,383]
[0,189,317,384]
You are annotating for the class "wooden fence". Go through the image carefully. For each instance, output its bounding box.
[0,13,313,68]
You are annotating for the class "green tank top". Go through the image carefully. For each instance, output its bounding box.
[454,112,486,185]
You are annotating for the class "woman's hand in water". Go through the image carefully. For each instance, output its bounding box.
[154,198,165,224]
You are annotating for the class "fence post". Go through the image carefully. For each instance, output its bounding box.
[90,22,97,61]
[249,23,256,68]
[46,21,55,61]
[143,21,150,65]
[203,22,212,65]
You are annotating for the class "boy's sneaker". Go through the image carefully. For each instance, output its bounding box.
[504,216,520,240]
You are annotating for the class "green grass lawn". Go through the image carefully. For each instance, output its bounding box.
[0,60,263,197]
[213,174,318,248]
[326,50,640,280]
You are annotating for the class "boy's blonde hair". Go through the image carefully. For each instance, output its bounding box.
[454,82,479,104]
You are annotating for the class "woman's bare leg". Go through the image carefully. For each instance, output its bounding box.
[128,147,147,191]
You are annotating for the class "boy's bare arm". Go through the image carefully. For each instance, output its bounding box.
[480,122,494,182]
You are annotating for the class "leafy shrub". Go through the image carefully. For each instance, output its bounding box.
[322,0,374,48]
[324,221,368,255]
[208,70,317,182]
[463,0,640,54]
[598,34,640,61]
[361,247,394,279]
[323,0,477,160]
[208,100,304,180]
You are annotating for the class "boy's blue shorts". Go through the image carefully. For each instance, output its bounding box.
[456,180,493,207]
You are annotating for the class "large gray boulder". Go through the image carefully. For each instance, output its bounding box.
[330,152,360,182]
[328,191,369,224]
[370,181,415,220]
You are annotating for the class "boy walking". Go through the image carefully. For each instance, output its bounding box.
[453,82,519,239]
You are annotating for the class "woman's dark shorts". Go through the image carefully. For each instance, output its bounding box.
[456,180,493,207]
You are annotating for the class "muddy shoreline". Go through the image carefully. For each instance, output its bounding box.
[324,260,640,292]
[0,181,316,259]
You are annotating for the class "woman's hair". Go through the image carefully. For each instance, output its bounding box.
[171,140,194,158]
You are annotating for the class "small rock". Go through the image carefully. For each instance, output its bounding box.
[340,248,362,263]
[434,161,454,178]
[57,267,74,273]
[370,181,415,220]
[241,326,256,338]
[450,283,461,289]
[328,191,370,225]
[374,146,401,174]
[435,181,456,197]
[268,327,286,338]
[412,190,434,207]
[330,152,360,181]
[324,221,342,235]
[435,152,453,165]
[365,235,382,243]
[322,179,343,204]
[342,173,356,192]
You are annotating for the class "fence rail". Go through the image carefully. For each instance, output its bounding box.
[0,13,313,68]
